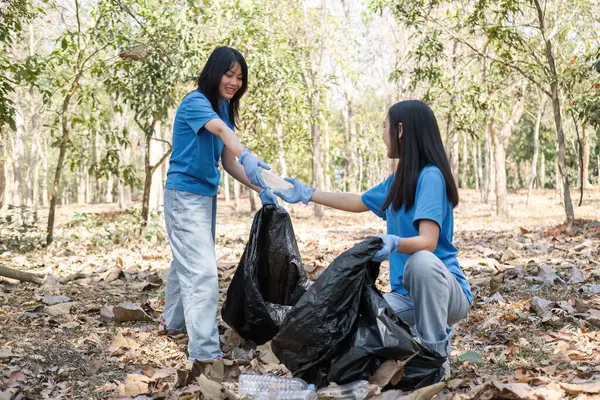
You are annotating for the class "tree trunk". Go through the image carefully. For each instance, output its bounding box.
[324,120,331,192]
[14,101,25,225]
[311,92,323,218]
[249,186,257,212]
[472,141,479,190]
[533,0,574,221]
[517,161,524,187]
[106,173,114,203]
[489,120,508,218]
[276,123,287,178]
[483,123,493,203]
[345,101,359,192]
[41,136,48,207]
[224,171,230,204]
[582,123,590,188]
[527,95,545,207]
[0,127,5,209]
[452,132,459,182]
[140,119,172,225]
[540,151,546,188]
[47,72,82,245]
[477,142,483,191]
[149,121,163,212]
[233,178,241,211]
[141,121,157,226]
[26,26,40,221]
[77,165,85,204]
[461,132,468,188]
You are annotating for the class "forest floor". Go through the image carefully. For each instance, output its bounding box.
[1,188,600,399]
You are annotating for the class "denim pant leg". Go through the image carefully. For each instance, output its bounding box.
[163,189,221,360]
[403,251,470,358]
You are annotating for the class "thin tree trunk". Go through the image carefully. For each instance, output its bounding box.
[517,161,524,187]
[77,165,85,204]
[0,127,5,209]
[533,0,574,221]
[14,100,25,224]
[47,71,82,245]
[141,119,157,226]
[249,186,257,212]
[461,132,468,188]
[42,136,48,207]
[311,92,323,218]
[276,123,287,178]
[483,123,493,203]
[149,121,163,212]
[324,120,331,191]
[489,120,508,218]
[527,95,545,207]
[233,178,241,211]
[345,101,359,192]
[582,123,590,188]
[106,173,113,203]
[472,141,479,190]
[477,142,483,191]
[540,151,546,188]
[452,132,459,182]
[224,171,230,204]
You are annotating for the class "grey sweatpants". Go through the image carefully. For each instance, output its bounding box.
[383,251,470,358]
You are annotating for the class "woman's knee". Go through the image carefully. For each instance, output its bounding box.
[404,250,439,281]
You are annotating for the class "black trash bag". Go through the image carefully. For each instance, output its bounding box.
[221,204,309,345]
[271,237,444,390]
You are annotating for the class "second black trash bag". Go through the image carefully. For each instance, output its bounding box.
[271,237,444,390]
[221,204,309,345]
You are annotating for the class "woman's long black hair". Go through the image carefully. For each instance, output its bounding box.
[382,100,459,212]
[197,46,248,129]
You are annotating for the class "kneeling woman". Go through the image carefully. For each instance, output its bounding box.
[276,100,472,367]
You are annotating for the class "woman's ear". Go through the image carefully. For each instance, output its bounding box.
[397,123,403,140]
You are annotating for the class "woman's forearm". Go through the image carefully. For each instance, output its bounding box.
[310,190,369,213]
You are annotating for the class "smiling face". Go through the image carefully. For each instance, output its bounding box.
[218,62,243,101]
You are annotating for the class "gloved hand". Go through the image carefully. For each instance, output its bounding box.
[274,177,315,205]
[373,234,401,262]
[259,188,278,206]
[239,148,270,189]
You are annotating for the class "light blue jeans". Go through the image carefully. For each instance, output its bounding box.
[162,188,221,361]
[383,251,470,358]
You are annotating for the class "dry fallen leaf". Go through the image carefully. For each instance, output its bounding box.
[111,301,152,322]
[107,332,140,354]
[118,374,150,397]
[196,373,225,399]
[141,365,155,378]
[45,302,76,316]
[369,360,404,387]
[39,295,71,305]
[89,359,104,375]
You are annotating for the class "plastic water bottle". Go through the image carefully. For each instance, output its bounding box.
[261,170,294,195]
[316,380,371,399]
[238,374,316,399]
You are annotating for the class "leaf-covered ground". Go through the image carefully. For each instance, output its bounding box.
[1,189,599,399]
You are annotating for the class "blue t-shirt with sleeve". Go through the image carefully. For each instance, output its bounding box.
[362,165,473,304]
[165,91,234,196]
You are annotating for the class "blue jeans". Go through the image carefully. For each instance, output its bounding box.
[383,251,470,358]
[162,189,221,361]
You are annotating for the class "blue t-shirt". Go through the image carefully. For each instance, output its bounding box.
[362,165,473,304]
[165,91,234,196]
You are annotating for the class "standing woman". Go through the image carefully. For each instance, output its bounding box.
[275,100,472,374]
[161,46,277,366]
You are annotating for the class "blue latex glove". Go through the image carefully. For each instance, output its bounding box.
[373,234,402,262]
[274,178,315,205]
[239,148,270,189]
[259,188,278,206]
